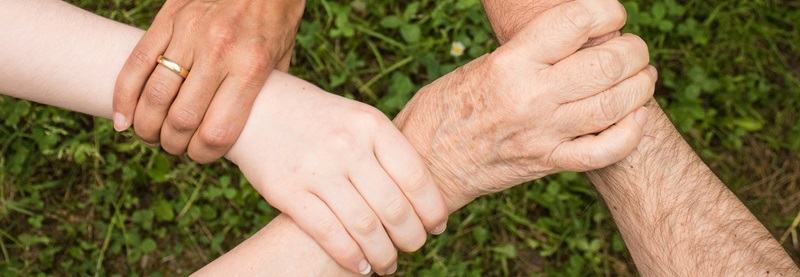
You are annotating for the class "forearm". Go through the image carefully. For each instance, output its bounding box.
[482,0,565,44]
[586,102,799,275]
[482,0,799,274]
[0,1,352,275]
[0,0,137,118]
[194,214,350,276]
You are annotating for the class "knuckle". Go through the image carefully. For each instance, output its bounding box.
[578,152,602,170]
[166,107,203,133]
[610,0,629,27]
[399,234,426,253]
[353,106,389,131]
[561,2,594,31]
[309,216,346,245]
[374,252,398,273]
[401,166,429,196]
[196,124,238,150]
[595,91,622,123]
[207,21,238,50]
[629,35,651,63]
[563,148,602,172]
[382,197,410,226]
[426,204,449,229]
[637,72,657,100]
[186,148,218,164]
[591,48,624,85]
[236,54,272,85]
[326,129,359,152]
[353,213,381,235]
[161,141,186,156]
[129,48,154,69]
[142,79,174,106]
[133,124,159,144]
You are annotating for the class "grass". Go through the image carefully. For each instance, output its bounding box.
[1,0,799,275]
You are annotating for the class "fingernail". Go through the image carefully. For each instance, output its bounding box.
[113,112,127,132]
[358,260,371,275]
[386,262,397,275]
[635,107,649,126]
[431,222,447,235]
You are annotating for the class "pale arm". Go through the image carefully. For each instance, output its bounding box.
[483,0,800,275]
[0,1,365,275]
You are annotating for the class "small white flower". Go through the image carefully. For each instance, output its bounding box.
[450,41,465,57]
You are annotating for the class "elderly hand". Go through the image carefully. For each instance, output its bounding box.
[113,0,304,163]
[395,0,656,211]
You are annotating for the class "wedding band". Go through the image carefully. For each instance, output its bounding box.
[156,55,190,78]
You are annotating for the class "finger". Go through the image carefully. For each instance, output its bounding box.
[559,66,657,135]
[548,34,651,103]
[581,31,621,49]
[374,125,449,235]
[553,107,649,172]
[186,73,261,163]
[318,180,398,275]
[281,192,372,275]
[113,17,173,132]
[132,42,194,144]
[501,0,628,65]
[160,58,224,155]
[274,41,294,72]
[349,159,427,253]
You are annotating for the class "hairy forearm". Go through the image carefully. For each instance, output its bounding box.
[587,102,799,275]
[482,0,799,274]
[482,0,565,44]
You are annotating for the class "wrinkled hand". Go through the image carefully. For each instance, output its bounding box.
[394,0,656,211]
[225,74,448,275]
[113,0,304,163]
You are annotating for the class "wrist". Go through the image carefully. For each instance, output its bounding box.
[483,0,565,44]
[586,99,699,209]
[393,55,511,213]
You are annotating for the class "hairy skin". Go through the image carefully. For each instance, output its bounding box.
[587,102,800,276]
[0,0,653,275]
[13,0,786,276]
[486,0,800,275]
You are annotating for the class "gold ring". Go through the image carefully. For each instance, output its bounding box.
[156,55,190,78]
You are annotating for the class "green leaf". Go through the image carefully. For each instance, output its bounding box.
[153,198,175,222]
[147,154,171,182]
[18,233,51,247]
[140,238,157,254]
[472,226,489,245]
[492,244,517,259]
[733,118,764,131]
[403,2,420,21]
[400,24,421,43]
[379,16,404,29]
[377,72,414,113]
[651,2,666,20]
[658,20,674,31]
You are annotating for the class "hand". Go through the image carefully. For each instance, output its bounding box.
[113,0,304,163]
[395,0,656,210]
[225,74,449,275]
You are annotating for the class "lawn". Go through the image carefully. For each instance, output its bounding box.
[1,0,799,275]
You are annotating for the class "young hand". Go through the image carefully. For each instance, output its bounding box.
[225,73,449,275]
